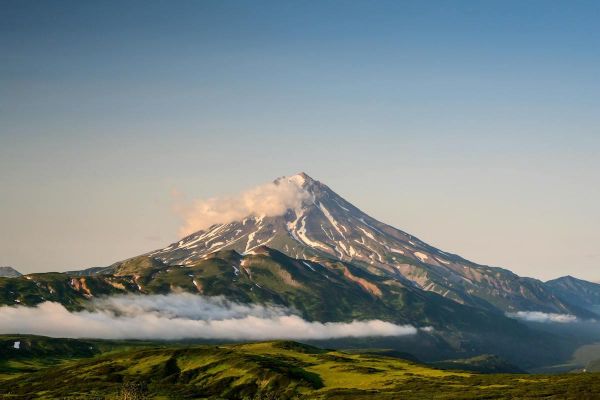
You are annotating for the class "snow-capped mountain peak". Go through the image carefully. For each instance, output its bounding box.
[280,171,312,188]
[154,173,426,268]
[146,173,585,316]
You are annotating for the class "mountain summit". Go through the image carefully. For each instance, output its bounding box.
[152,172,440,268]
[148,173,585,317]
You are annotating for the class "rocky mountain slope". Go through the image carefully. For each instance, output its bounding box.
[546,276,600,314]
[0,248,573,367]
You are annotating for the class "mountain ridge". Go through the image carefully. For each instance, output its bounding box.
[546,275,600,315]
[0,266,21,278]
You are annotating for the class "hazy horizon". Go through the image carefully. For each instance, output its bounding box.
[2,1,599,281]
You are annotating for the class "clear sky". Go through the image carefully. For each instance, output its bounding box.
[1,1,599,281]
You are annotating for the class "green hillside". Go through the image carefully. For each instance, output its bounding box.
[428,354,525,374]
[1,250,578,368]
[1,338,600,399]
[0,335,159,381]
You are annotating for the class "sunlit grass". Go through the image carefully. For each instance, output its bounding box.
[2,339,600,399]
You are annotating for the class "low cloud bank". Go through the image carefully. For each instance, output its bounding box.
[175,178,309,237]
[0,294,417,340]
[507,311,578,323]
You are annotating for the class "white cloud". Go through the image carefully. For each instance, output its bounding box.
[175,178,310,237]
[0,294,417,340]
[506,311,578,323]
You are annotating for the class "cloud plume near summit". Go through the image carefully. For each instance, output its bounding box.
[175,177,309,236]
[0,293,418,340]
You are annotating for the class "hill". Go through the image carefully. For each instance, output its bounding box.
[0,334,98,360]
[1,340,600,399]
[429,354,525,374]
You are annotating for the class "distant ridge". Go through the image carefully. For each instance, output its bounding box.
[546,275,600,314]
[0,267,21,278]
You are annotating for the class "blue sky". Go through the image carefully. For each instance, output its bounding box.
[1,1,599,280]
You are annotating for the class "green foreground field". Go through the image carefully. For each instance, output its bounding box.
[1,336,600,399]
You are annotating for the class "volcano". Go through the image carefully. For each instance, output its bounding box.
[146,173,587,317]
